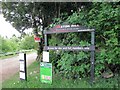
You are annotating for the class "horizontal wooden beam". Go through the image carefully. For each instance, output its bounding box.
[44,46,95,51]
[44,29,95,34]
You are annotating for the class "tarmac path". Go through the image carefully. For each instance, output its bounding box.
[0,52,37,83]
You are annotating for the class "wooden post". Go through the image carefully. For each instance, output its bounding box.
[90,31,95,84]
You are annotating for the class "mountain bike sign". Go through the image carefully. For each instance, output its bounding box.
[40,62,52,84]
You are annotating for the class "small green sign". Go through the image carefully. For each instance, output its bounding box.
[40,62,52,84]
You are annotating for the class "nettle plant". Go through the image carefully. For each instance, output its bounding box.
[59,41,91,79]
[49,2,120,78]
[49,32,91,79]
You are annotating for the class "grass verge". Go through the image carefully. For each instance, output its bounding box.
[2,61,120,88]
[0,54,18,59]
[0,51,36,60]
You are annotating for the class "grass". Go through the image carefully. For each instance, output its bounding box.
[0,54,18,59]
[0,51,36,60]
[2,61,120,88]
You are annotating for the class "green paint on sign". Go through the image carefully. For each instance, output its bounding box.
[40,62,52,84]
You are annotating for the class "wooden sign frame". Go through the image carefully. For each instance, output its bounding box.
[43,24,95,83]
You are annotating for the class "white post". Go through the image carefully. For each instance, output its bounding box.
[19,53,27,81]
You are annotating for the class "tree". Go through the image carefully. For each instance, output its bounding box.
[0,35,18,53]
[2,2,82,32]
[49,2,120,78]
[19,34,37,50]
[2,2,90,61]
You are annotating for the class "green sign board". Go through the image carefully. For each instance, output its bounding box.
[40,62,52,84]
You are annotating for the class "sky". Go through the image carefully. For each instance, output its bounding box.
[0,14,33,38]
[0,14,20,38]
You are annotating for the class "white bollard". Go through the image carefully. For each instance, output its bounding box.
[19,53,27,81]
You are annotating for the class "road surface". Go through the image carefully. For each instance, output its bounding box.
[0,52,37,83]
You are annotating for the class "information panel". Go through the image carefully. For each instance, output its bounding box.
[20,72,25,80]
[40,62,52,84]
[43,51,49,62]
[43,24,95,83]
[20,61,25,71]
[19,53,24,60]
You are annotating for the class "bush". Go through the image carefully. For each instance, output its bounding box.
[19,35,38,50]
[49,2,120,78]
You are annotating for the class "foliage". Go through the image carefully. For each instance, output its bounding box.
[2,2,80,61]
[49,32,91,78]
[1,2,120,79]
[49,2,120,78]
[1,2,85,32]
[0,35,18,53]
[0,34,37,53]
[19,35,37,50]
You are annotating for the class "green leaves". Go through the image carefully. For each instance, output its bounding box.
[56,51,90,78]
[0,35,19,53]
[0,34,37,53]
[19,35,37,50]
[47,2,120,78]
[77,52,88,61]
[66,12,79,24]
[79,41,90,46]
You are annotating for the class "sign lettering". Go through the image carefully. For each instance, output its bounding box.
[44,46,95,51]
[44,25,94,34]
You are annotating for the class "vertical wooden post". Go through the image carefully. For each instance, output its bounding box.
[90,31,95,84]
[44,32,47,47]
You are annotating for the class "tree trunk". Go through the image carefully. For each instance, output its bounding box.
[32,3,43,62]
[36,41,43,62]
[58,2,61,18]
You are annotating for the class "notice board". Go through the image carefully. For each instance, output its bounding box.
[40,62,52,84]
